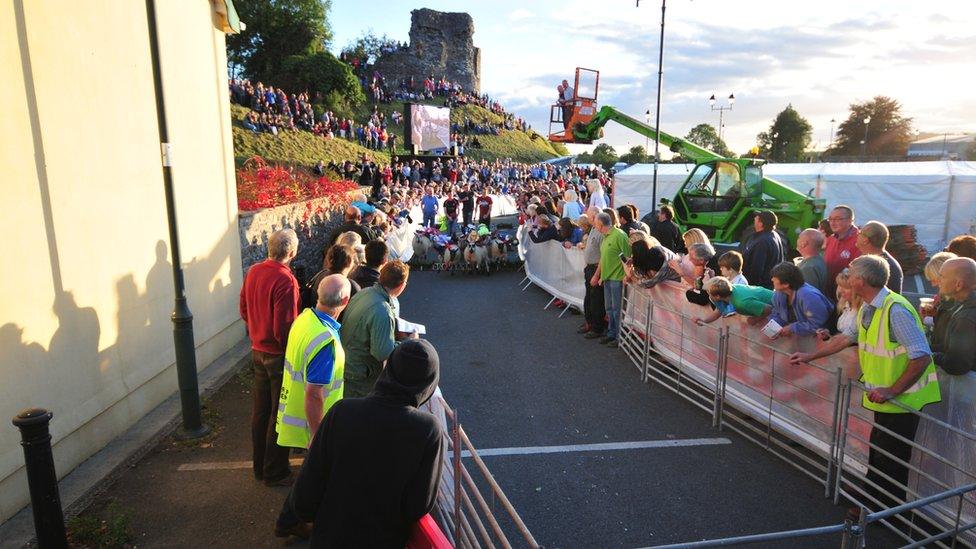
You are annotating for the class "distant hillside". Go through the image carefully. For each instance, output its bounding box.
[231,101,563,169]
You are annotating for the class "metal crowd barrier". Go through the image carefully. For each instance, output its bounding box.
[618,282,976,547]
[431,396,540,549]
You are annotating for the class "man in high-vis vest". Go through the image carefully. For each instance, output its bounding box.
[791,254,940,512]
[276,274,351,451]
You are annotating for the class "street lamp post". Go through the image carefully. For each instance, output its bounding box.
[829,118,836,148]
[644,109,651,158]
[861,116,871,159]
[709,93,734,141]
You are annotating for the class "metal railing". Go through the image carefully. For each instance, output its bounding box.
[432,397,540,549]
[619,282,976,547]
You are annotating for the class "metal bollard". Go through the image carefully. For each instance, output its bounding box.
[12,408,68,548]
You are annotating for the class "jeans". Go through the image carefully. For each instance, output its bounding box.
[603,279,623,340]
[447,219,459,235]
[250,350,292,481]
[423,212,436,228]
[584,264,606,333]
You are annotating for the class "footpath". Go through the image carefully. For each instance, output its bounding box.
[59,362,307,548]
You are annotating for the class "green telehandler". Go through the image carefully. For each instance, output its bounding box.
[549,68,826,248]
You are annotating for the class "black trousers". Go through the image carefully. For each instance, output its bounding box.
[583,264,606,333]
[463,209,473,226]
[865,411,920,510]
[251,350,292,482]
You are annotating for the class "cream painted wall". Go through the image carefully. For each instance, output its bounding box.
[0,0,243,522]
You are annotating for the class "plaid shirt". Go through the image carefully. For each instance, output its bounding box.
[841,287,931,360]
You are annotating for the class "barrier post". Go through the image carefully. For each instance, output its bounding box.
[834,381,853,505]
[452,410,462,545]
[640,298,653,384]
[825,367,844,499]
[712,327,728,428]
[12,408,68,549]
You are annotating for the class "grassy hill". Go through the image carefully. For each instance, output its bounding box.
[231,100,563,170]
[231,104,390,168]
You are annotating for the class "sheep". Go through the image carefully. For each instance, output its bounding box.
[463,231,491,274]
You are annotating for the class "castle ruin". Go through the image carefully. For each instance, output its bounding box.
[373,8,481,94]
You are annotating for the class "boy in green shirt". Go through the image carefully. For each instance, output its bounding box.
[694,276,773,326]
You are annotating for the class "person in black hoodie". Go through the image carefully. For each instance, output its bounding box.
[652,205,684,253]
[274,339,445,546]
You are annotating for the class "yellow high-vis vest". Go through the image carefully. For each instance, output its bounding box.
[276,309,345,448]
[857,292,940,414]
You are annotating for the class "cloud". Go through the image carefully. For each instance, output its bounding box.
[508,8,534,21]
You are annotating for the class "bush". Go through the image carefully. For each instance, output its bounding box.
[273,51,365,106]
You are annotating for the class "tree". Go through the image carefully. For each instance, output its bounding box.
[619,145,650,165]
[227,0,333,83]
[966,140,976,161]
[826,96,914,158]
[341,31,402,66]
[271,51,364,107]
[684,124,733,158]
[757,105,812,162]
[576,143,618,169]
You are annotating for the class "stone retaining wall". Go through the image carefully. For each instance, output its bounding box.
[238,189,363,281]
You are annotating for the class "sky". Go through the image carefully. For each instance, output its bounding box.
[329,0,976,156]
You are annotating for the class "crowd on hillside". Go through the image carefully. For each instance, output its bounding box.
[524,197,976,518]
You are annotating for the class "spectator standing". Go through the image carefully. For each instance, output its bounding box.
[742,210,788,289]
[590,212,631,347]
[460,184,475,226]
[351,240,389,288]
[303,244,362,315]
[240,229,300,486]
[276,340,445,546]
[824,205,861,297]
[856,221,903,294]
[920,252,957,335]
[652,205,683,253]
[617,205,644,234]
[791,255,940,511]
[930,258,976,375]
[275,274,350,454]
[581,207,607,338]
[327,206,375,248]
[795,228,828,296]
[718,251,748,285]
[340,261,413,397]
[587,179,608,210]
[946,234,976,261]
[562,190,585,220]
[420,187,439,229]
[528,215,559,243]
[476,190,493,227]
[768,262,834,337]
[443,191,461,234]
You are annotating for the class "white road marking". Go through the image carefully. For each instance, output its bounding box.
[176,437,732,471]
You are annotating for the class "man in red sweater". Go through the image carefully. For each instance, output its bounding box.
[823,205,861,297]
[240,229,300,485]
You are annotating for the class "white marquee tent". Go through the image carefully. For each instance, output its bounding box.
[613,161,976,252]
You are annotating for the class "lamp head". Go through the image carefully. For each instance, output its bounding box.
[709,94,716,106]
[728,93,735,105]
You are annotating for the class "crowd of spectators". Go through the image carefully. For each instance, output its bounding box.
[522,196,976,520]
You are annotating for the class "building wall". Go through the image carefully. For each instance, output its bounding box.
[0,0,243,522]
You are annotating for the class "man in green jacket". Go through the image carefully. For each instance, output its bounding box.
[340,260,414,397]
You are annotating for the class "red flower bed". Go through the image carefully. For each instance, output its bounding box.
[237,156,359,212]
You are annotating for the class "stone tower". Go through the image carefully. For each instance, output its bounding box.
[373,8,481,94]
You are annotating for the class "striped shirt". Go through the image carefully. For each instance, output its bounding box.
[841,287,931,360]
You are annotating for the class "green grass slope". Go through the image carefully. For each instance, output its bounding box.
[231,104,390,168]
[232,100,563,169]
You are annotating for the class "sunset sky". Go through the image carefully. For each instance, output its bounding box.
[330,0,975,156]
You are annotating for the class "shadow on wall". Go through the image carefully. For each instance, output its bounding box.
[0,221,244,516]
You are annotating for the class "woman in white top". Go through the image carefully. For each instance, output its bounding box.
[586,179,608,210]
[817,269,862,340]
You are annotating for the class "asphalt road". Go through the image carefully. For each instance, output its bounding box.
[400,269,867,548]
[69,261,901,548]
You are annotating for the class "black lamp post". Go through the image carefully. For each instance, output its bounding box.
[145,0,209,439]
[860,116,871,159]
